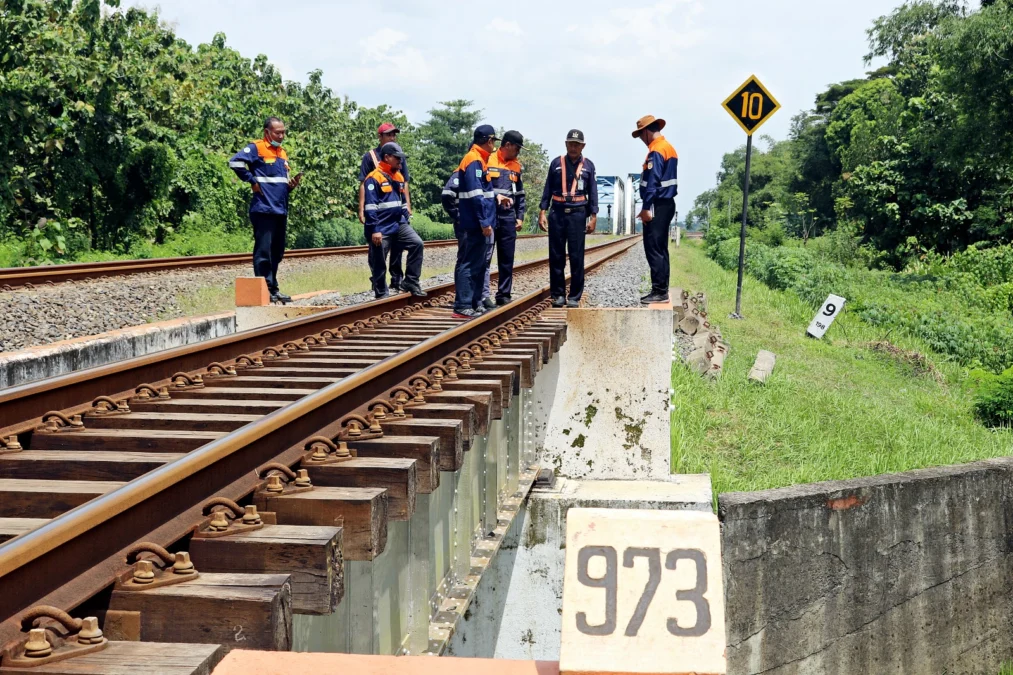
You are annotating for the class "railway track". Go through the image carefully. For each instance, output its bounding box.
[0,236,639,670]
[0,234,546,290]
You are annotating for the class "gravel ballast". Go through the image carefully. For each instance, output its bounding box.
[0,238,549,353]
[582,244,650,308]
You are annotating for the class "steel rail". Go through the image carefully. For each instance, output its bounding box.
[0,235,641,648]
[0,234,547,288]
[0,237,634,436]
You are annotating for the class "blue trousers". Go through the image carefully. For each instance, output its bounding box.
[250,212,287,294]
[487,221,517,301]
[481,229,495,300]
[548,207,587,301]
[453,226,487,312]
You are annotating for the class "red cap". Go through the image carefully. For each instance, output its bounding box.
[378,123,400,135]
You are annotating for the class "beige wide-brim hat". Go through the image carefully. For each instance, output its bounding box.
[632,115,666,138]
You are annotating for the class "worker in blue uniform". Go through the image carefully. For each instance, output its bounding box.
[359,122,413,293]
[483,130,526,307]
[442,169,461,229]
[362,142,426,299]
[538,129,598,307]
[229,116,303,304]
[452,125,498,319]
[633,115,678,304]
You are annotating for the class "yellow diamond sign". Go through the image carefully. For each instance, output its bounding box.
[722,74,780,136]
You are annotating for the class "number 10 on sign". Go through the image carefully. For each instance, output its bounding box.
[560,509,727,675]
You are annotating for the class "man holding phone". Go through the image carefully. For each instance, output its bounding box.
[229,116,302,303]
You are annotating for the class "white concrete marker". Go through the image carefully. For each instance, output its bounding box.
[806,294,846,339]
[560,507,726,675]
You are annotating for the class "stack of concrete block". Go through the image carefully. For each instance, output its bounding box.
[672,287,729,380]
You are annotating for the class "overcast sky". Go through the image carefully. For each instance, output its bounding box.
[124,0,951,210]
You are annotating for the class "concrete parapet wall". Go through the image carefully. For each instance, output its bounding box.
[719,458,1013,675]
[449,476,713,660]
[540,308,673,480]
[0,313,235,388]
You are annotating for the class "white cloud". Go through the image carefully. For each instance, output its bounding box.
[486,17,523,36]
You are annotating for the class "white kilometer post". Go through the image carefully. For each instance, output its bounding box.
[807,294,846,339]
[559,508,726,675]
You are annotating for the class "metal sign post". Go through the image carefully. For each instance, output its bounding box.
[722,75,780,319]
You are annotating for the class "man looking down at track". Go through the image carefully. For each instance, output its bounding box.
[538,129,598,308]
[451,125,498,320]
[229,116,302,304]
[632,114,678,305]
[362,142,426,299]
[484,130,526,307]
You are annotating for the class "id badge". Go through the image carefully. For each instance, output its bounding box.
[577,179,583,191]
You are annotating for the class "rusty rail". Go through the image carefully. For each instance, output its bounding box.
[0,236,641,649]
[0,234,550,289]
[0,237,631,437]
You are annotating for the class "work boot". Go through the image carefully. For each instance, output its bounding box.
[452,308,479,320]
[495,295,511,306]
[275,292,292,303]
[551,296,565,308]
[374,290,389,300]
[641,292,670,305]
[482,297,496,310]
[473,304,487,315]
[401,281,428,298]
[390,280,402,293]
[640,292,654,302]
[565,298,580,308]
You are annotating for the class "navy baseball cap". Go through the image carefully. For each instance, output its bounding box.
[473,124,500,143]
[565,129,585,144]
[502,130,524,148]
[379,142,405,160]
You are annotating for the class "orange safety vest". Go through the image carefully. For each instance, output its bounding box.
[552,155,587,203]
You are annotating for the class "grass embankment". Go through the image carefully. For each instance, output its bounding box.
[176,244,551,317]
[670,241,1013,496]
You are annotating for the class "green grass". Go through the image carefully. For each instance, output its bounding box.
[174,243,550,317]
[670,240,1013,496]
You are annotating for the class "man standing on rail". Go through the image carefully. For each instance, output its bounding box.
[359,123,413,294]
[362,142,426,299]
[632,115,677,304]
[483,130,526,307]
[538,129,598,308]
[229,116,303,304]
[451,125,498,319]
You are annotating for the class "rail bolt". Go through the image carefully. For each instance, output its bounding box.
[208,510,230,531]
[172,552,196,575]
[241,504,262,525]
[294,469,312,488]
[392,401,406,418]
[132,559,155,584]
[23,628,52,658]
[3,435,22,451]
[431,371,444,391]
[265,475,285,493]
[309,443,329,462]
[336,440,351,458]
[371,405,387,421]
[367,415,382,434]
[77,617,104,644]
